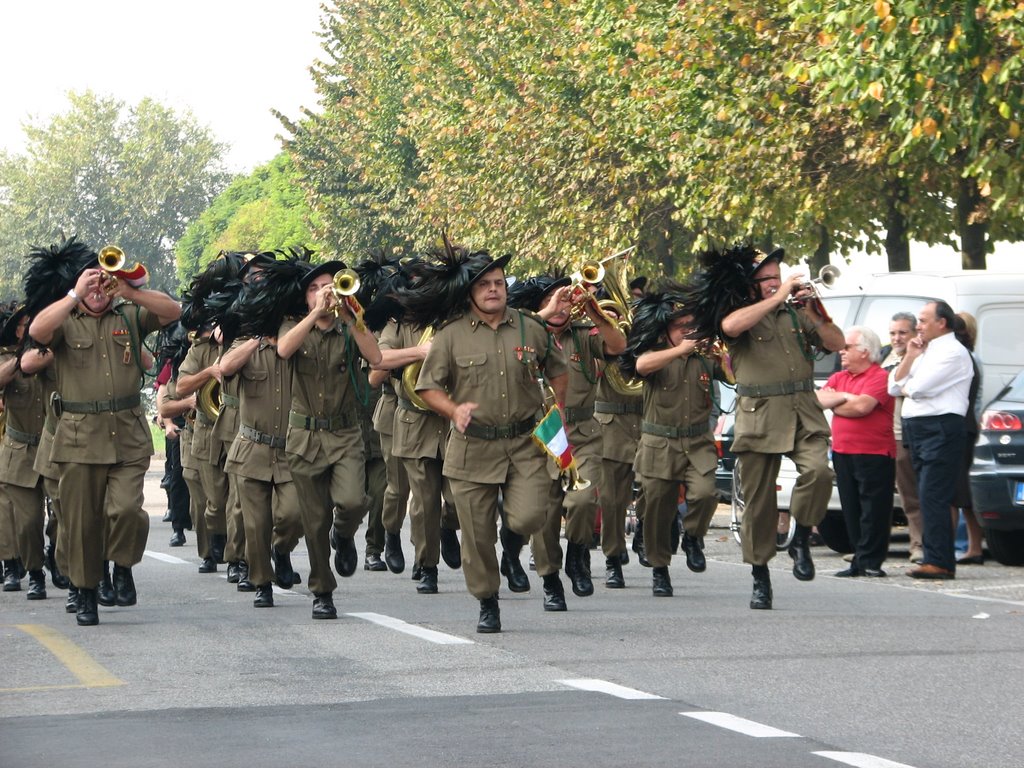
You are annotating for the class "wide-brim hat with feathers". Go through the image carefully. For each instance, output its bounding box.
[155,321,191,377]
[23,236,97,318]
[299,259,346,290]
[680,245,782,343]
[506,274,571,313]
[394,236,502,329]
[221,249,312,344]
[180,251,247,331]
[353,251,409,332]
[0,302,27,348]
[619,280,690,378]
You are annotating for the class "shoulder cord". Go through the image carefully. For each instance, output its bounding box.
[784,305,817,363]
[342,324,370,408]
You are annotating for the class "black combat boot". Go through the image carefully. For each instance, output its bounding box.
[27,570,47,600]
[45,544,70,589]
[499,525,530,592]
[272,546,296,589]
[312,592,337,619]
[788,524,815,581]
[253,583,274,608]
[440,527,461,569]
[651,566,673,597]
[384,531,405,574]
[65,585,79,613]
[76,587,99,626]
[750,564,773,610]
[604,556,625,589]
[681,532,707,573]
[476,594,501,633]
[542,572,567,611]
[112,564,137,606]
[210,534,227,564]
[97,561,116,606]
[564,541,594,597]
[2,559,21,591]
[416,566,439,594]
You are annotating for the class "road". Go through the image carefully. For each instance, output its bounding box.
[2,465,1022,767]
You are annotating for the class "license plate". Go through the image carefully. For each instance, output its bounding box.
[1015,482,1024,505]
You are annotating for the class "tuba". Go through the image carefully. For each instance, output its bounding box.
[597,251,643,396]
[400,327,434,412]
[196,378,222,422]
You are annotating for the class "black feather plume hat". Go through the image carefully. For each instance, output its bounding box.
[221,249,312,344]
[619,280,690,378]
[506,273,570,313]
[23,236,97,317]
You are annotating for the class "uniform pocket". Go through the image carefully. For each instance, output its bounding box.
[735,396,770,438]
[241,368,268,397]
[455,353,487,387]
[67,337,94,368]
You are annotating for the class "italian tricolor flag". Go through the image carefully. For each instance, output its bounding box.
[533,406,574,471]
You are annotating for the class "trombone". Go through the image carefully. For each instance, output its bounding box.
[331,269,367,332]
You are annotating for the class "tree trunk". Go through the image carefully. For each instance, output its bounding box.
[956,176,988,270]
[884,179,911,272]
[810,223,830,274]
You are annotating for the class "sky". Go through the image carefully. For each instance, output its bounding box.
[0,1,324,173]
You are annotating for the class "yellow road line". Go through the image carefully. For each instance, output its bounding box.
[7,624,124,689]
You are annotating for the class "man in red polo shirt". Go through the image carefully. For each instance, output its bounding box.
[818,326,895,577]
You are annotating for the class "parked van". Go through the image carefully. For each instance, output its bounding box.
[816,270,1024,407]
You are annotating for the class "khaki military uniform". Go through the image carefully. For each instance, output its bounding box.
[280,317,367,596]
[635,352,720,568]
[532,323,604,577]
[383,322,459,572]
[48,303,157,589]
[417,308,567,599]
[596,375,644,559]
[32,367,66,575]
[178,337,224,557]
[360,380,386,558]
[372,321,413,538]
[726,306,832,565]
[224,338,302,588]
[211,365,245,565]
[0,355,47,572]
[167,379,209,560]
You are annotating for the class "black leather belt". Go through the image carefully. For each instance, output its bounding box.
[288,411,357,431]
[462,417,535,440]
[735,378,815,397]
[239,424,287,448]
[595,401,642,415]
[5,425,40,446]
[641,419,708,439]
[221,393,240,409]
[396,396,431,415]
[563,404,595,424]
[60,393,141,414]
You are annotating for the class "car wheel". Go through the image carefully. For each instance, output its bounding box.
[983,527,1024,566]
[817,509,853,554]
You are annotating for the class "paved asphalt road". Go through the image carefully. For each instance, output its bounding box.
[2,465,1023,767]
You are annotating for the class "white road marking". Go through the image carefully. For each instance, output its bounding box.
[680,711,800,738]
[813,751,918,768]
[972,612,990,619]
[556,678,665,700]
[144,551,189,564]
[346,612,474,645]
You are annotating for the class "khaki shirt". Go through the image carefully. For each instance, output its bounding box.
[555,322,605,447]
[595,374,641,465]
[726,306,830,454]
[31,367,59,481]
[635,352,718,480]
[49,304,160,464]
[385,322,448,460]
[224,338,292,483]
[416,308,568,483]
[0,354,46,487]
[178,336,218,461]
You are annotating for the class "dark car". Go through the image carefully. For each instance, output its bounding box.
[970,369,1024,566]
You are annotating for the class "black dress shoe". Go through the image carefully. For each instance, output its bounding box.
[477,594,501,633]
[331,528,359,577]
[45,544,70,590]
[97,562,116,606]
[364,553,387,571]
[440,527,462,569]
[226,561,241,583]
[253,583,274,608]
[3,559,21,591]
[198,556,218,573]
[604,557,625,589]
[210,534,227,564]
[416,566,439,594]
[956,554,985,565]
[272,546,296,589]
[541,573,567,611]
[750,565,772,610]
[788,525,816,581]
[681,533,707,573]
[652,566,673,597]
[169,529,186,547]
[384,531,406,574]
[834,567,861,577]
[500,552,531,593]
[862,568,887,577]
[76,587,99,626]
[65,586,79,613]
[112,565,137,606]
[565,541,594,597]
[27,570,47,600]
[312,592,337,619]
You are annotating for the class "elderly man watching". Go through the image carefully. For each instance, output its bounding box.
[818,327,896,577]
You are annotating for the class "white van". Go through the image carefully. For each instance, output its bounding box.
[816,270,1024,407]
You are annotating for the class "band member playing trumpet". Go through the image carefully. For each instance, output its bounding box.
[623,284,726,597]
[510,272,626,610]
[277,260,381,619]
[685,247,844,610]
[412,243,568,634]
[29,239,180,626]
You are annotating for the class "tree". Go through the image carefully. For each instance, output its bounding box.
[0,90,230,295]
[174,153,321,285]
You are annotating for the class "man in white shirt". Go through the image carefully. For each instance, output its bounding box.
[888,301,972,579]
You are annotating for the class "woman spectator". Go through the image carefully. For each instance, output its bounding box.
[953,312,984,565]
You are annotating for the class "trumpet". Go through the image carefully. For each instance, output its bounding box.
[788,265,841,307]
[331,269,366,332]
[98,245,126,295]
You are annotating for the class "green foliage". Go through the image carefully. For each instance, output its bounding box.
[173,153,321,286]
[0,91,230,296]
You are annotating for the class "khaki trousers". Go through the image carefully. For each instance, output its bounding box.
[0,481,45,570]
[894,442,923,553]
[183,467,210,560]
[379,431,411,535]
[234,476,302,588]
[600,458,633,558]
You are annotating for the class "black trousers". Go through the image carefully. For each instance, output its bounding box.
[833,452,895,571]
[164,435,192,532]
